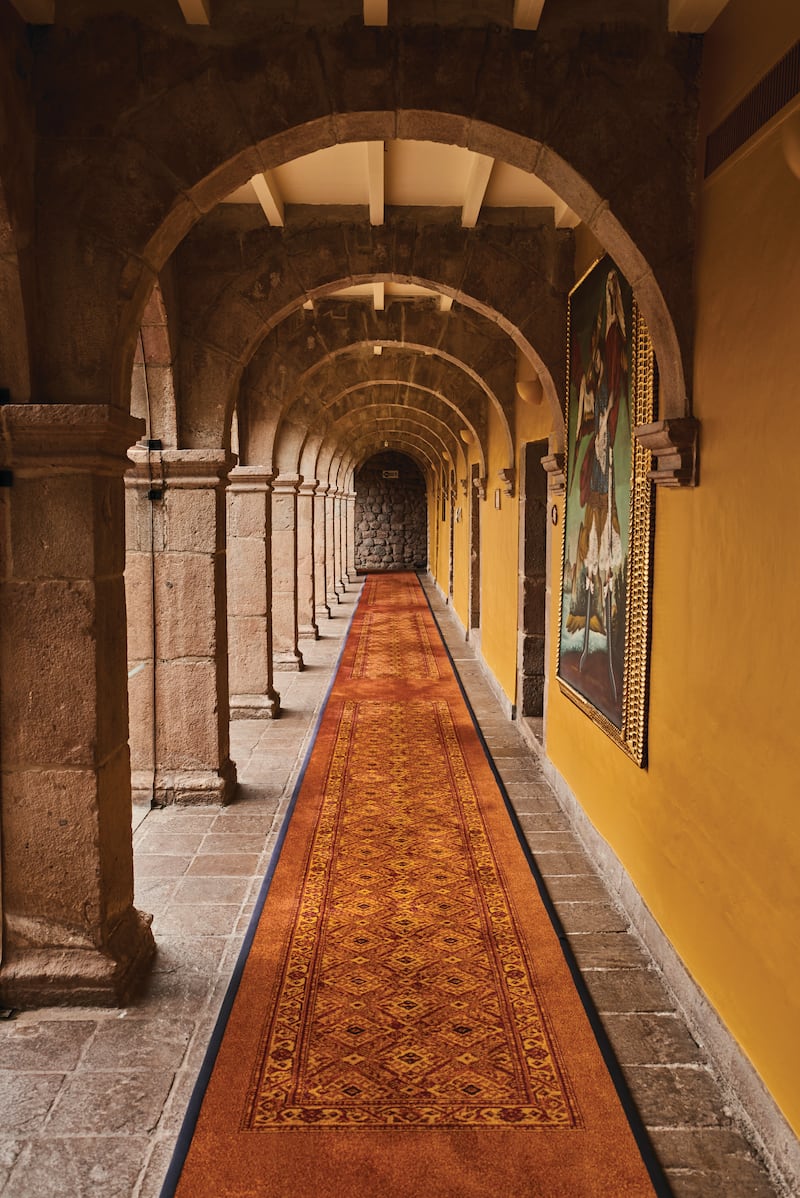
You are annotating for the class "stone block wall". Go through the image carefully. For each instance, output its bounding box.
[354,452,427,571]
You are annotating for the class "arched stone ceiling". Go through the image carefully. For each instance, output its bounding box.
[256,353,491,473]
[20,13,697,433]
[313,405,465,479]
[174,207,571,449]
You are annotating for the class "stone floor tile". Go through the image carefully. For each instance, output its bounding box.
[521,831,582,852]
[79,1017,194,1073]
[568,931,652,969]
[185,852,261,877]
[199,833,269,854]
[3,1137,151,1198]
[516,811,571,832]
[532,850,597,877]
[140,812,218,833]
[0,1141,24,1191]
[650,1126,767,1171]
[132,938,229,1006]
[134,854,193,878]
[664,1161,777,1198]
[158,903,242,937]
[47,1071,174,1136]
[623,1065,728,1128]
[540,874,611,903]
[135,832,206,856]
[172,875,250,905]
[0,1019,96,1071]
[135,1138,175,1198]
[600,1013,704,1066]
[134,877,180,910]
[0,1072,64,1135]
[583,968,674,1013]
[553,901,629,934]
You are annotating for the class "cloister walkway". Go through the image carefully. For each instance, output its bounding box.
[0,578,780,1198]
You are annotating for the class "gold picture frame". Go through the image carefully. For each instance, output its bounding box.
[556,255,655,767]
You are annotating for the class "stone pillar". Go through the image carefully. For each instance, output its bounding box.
[272,474,304,670]
[325,487,341,605]
[0,405,155,1007]
[335,489,348,591]
[297,479,319,640]
[314,483,332,621]
[125,447,237,805]
[226,467,281,719]
[345,491,358,583]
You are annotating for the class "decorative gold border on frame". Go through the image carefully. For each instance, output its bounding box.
[556,261,655,768]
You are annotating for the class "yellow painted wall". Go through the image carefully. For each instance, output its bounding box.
[545,8,800,1133]
[477,404,520,701]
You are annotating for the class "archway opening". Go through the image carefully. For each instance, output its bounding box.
[354,451,428,573]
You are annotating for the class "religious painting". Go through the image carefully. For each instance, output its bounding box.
[557,255,656,766]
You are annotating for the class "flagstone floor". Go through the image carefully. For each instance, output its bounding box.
[0,578,788,1197]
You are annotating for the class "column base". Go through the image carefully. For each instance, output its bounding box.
[231,691,282,720]
[299,622,320,640]
[328,590,342,605]
[317,602,332,619]
[0,906,156,1008]
[274,649,305,672]
[133,759,238,806]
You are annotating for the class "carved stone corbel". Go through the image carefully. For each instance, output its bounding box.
[541,453,565,496]
[459,477,468,497]
[498,467,515,497]
[635,417,700,487]
[473,475,487,500]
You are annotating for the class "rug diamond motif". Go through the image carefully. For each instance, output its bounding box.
[245,695,580,1129]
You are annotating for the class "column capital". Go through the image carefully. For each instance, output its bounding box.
[227,465,274,493]
[1,404,144,476]
[315,482,330,497]
[272,473,303,494]
[127,447,236,489]
[298,479,319,497]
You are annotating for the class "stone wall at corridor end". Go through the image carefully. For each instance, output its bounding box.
[354,452,428,572]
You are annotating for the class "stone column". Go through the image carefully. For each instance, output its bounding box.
[0,405,155,1007]
[345,490,358,583]
[272,473,304,670]
[325,486,341,605]
[335,489,348,591]
[314,483,331,621]
[297,479,319,640]
[226,467,281,719]
[126,447,237,805]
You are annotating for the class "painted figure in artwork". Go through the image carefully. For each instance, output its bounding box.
[568,268,628,703]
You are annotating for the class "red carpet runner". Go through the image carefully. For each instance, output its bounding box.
[167,573,660,1197]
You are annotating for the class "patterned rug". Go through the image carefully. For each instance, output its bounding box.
[165,573,663,1196]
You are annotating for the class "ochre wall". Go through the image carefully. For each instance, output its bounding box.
[545,9,800,1134]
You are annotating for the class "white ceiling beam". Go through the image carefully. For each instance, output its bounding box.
[668,0,730,32]
[251,172,285,227]
[177,0,211,24]
[373,282,385,312]
[461,154,495,229]
[367,142,385,226]
[363,0,388,26]
[9,1,54,21]
[512,0,545,30]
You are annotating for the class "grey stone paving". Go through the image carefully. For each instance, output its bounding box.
[0,577,786,1197]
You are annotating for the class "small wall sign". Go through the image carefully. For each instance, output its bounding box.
[382,470,399,480]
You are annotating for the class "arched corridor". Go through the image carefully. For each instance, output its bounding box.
[0,0,798,1194]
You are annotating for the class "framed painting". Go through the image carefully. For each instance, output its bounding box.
[556,255,656,766]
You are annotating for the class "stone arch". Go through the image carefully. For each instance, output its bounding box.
[130,280,178,445]
[176,207,567,452]
[275,381,486,481]
[32,20,697,440]
[314,407,463,483]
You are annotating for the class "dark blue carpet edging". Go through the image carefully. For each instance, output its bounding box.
[158,584,364,1198]
[419,575,673,1198]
